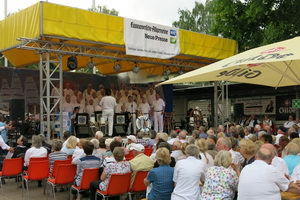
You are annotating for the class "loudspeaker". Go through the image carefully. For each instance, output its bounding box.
[76,125,90,138]
[67,56,78,70]
[113,125,126,136]
[234,103,244,117]
[9,99,25,121]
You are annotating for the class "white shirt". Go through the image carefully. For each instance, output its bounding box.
[291,163,300,181]
[272,156,289,176]
[275,134,284,145]
[172,157,205,200]
[64,88,74,97]
[229,149,242,168]
[263,119,273,127]
[152,98,165,111]
[138,103,151,114]
[171,150,183,162]
[24,147,48,166]
[72,148,85,164]
[63,102,73,112]
[167,138,178,145]
[125,101,137,113]
[199,152,214,174]
[284,120,296,129]
[85,105,95,116]
[129,89,139,96]
[99,96,117,112]
[0,135,10,150]
[238,160,289,200]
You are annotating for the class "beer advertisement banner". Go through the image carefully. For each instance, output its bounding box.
[276,95,297,120]
[124,18,180,59]
[235,96,276,115]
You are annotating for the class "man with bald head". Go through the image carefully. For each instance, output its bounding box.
[261,143,289,175]
[238,148,300,200]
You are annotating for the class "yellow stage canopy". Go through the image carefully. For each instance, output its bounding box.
[0,2,237,75]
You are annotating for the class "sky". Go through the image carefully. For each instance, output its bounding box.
[0,0,204,26]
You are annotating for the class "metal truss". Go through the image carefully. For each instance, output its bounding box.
[214,81,225,127]
[17,37,211,69]
[39,52,63,141]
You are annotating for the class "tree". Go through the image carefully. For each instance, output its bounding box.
[172,1,214,34]
[88,5,119,16]
[209,0,300,51]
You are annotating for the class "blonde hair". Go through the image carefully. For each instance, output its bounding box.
[214,150,232,168]
[156,147,171,165]
[255,140,264,153]
[66,136,77,149]
[248,134,257,142]
[157,132,168,142]
[196,139,209,164]
[240,139,256,155]
[284,142,300,156]
[291,138,300,149]
[217,132,225,139]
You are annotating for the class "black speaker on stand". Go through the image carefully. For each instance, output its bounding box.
[9,99,25,121]
[113,125,126,136]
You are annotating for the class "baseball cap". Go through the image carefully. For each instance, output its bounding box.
[127,135,137,142]
[130,143,145,152]
[277,126,287,133]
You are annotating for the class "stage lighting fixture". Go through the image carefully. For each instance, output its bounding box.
[114,62,122,72]
[164,67,171,76]
[67,56,78,70]
[86,57,95,69]
[132,63,140,74]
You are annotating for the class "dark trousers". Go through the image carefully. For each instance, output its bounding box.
[90,180,102,200]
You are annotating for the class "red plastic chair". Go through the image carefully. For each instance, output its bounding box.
[128,171,149,200]
[0,157,23,194]
[49,158,72,177]
[96,172,132,200]
[30,156,49,162]
[144,148,153,157]
[125,151,135,161]
[71,168,99,199]
[22,160,50,199]
[47,164,76,200]
[67,154,72,159]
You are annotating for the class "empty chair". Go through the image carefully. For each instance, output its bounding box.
[47,164,76,200]
[0,157,23,194]
[22,160,49,199]
[128,171,149,200]
[96,172,132,200]
[71,168,99,200]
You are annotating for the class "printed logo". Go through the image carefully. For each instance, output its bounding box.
[260,47,285,54]
[247,63,263,67]
[170,29,177,36]
[170,37,177,44]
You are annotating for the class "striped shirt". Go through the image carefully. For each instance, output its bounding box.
[75,156,101,186]
[49,151,68,172]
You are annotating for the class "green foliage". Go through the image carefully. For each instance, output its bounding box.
[172,1,214,34]
[209,0,300,51]
[88,5,119,16]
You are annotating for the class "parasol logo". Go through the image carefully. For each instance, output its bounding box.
[260,47,285,54]
[247,63,263,67]
[217,68,262,79]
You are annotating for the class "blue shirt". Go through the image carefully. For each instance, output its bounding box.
[147,164,174,200]
[283,155,300,175]
[0,122,8,143]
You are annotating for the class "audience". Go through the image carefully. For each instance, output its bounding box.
[49,139,67,172]
[12,135,29,158]
[239,139,255,167]
[196,138,214,174]
[24,135,47,167]
[62,136,77,155]
[282,142,300,175]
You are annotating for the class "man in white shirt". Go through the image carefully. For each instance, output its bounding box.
[119,84,127,97]
[216,137,241,168]
[238,148,300,200]
[63,82,74,97]
[152,94,165,133]
[138,97,151,119]
[284,115,296,129]
[120,90,130,104]
[63,94,73,113]
[128,84,139,96]
[171,140,183,162]
[114,97,125,114]
[83,83,96,102]
[125,96,137,135]
[275,126,287,145]
[246,114,260,128]
[99,89,117,137]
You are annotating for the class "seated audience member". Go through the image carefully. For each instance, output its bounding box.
[154,142,176,168]
[129,144,154,187]
[238,148,300,200]
[61,136,77,155]
[261,143,289,176]
[102,140,122,168]
[171,144,205,200]
[239,139,256,167]
[243,126,252,139]
[282,142,300,175]
[230,137,244,167]
[187,137,195,144]
[291,138,300,149]
[171,140,183,162]
[72,141,101,199]
[248,134,257,142]
[168,130,178,145]
[89,147,130,200]
[126,135,137,150]
[196,139,214,174]
[191,130,200,140]
[278,135,289,157]
[12,135,29,158]
[136,131,146,145]
[102,138,113,157]
[201,150,239,200]
[49,139,67,173]
[178,130,188,143]
[24,135,47,167]
[94,131,104,140]
[261,134,273,144]
[216,137,241,168]
[217,132,226,139]
[39,133,52,154]
[144,147,174,200]
[275,126,287,145]
[207,135,218,159]
[97,137,107,155]
[62,131,72,147]
[150,138,168,161]
[290,132,300,140]
[291,163,300,182]
[257,131,267,142]
[90,138,102,159]
[145,130,156,148]
[254,140,264,153]
[72,139,86,165]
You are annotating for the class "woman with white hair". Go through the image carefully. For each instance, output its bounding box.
[24,135,47,167]
[200,150,239,200]
[171,144,205,200]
